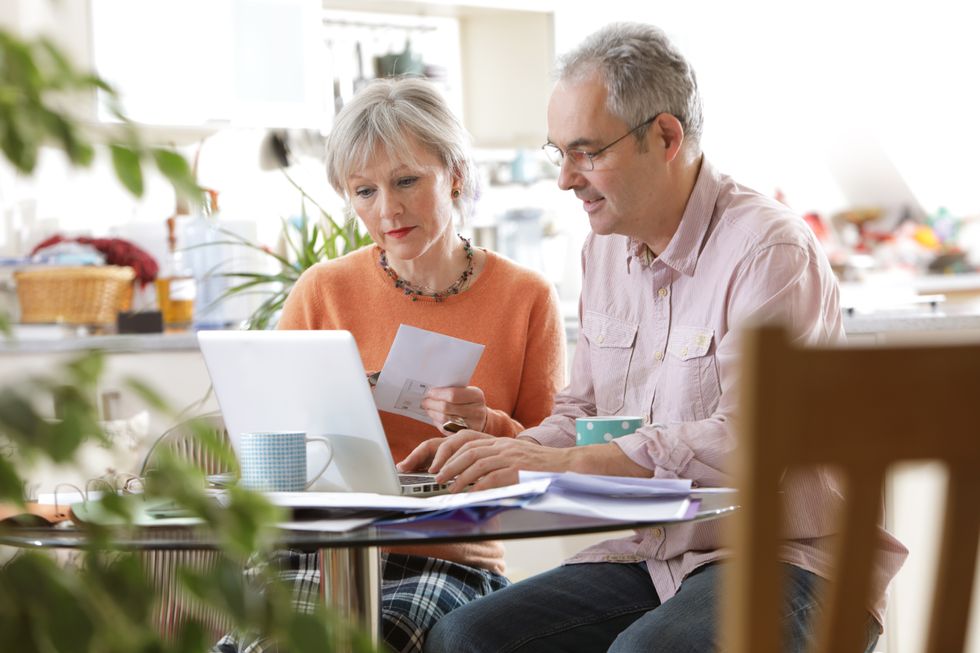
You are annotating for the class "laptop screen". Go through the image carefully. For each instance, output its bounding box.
[197,330,403,495]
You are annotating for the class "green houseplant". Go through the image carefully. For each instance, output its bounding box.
[206,171,372,330]
[0,27,376,653]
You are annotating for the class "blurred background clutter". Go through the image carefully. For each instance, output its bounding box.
[2,0,978,332]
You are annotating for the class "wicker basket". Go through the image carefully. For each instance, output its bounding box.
[14,266,136,325]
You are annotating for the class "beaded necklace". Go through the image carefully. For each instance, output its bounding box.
[379,234,474,302]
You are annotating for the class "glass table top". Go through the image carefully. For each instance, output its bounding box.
[0,492,738,551]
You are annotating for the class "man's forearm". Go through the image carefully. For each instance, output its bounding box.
[566,442,652,477]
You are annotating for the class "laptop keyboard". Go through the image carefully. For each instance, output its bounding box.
[399,473,439,484]
[398,472,451,495]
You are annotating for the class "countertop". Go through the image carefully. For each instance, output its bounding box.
[0,327,200,354]
[843,305,980,336]
[4,275,980,354]
[839,275,980,336]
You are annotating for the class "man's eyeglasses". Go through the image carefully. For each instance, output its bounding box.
[542,114,660,172]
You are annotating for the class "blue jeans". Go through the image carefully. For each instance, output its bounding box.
[424,562,880,653]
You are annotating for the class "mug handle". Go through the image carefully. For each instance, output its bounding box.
[304,435,333,489]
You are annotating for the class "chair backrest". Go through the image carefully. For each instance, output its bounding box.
[140,412,232,477]
[139,412,233,641]
[722,325,980,653]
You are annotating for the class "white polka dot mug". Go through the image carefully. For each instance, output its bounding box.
[575,416,645,446]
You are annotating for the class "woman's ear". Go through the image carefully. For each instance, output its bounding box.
[450,165,464,192]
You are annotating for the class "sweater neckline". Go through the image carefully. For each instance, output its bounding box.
[368,245,497,305]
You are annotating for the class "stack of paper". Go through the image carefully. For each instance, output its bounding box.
[518,471,697,522]
[518,471,692,497]
[271,479,552,531]
[273,473,708,529]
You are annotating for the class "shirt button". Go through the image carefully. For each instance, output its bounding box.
[654,351,663,361]
[681,346,688,357]
[658,287,668,298]
[597,334,605,344]
[652,527,664,538]
[691,481,700,488]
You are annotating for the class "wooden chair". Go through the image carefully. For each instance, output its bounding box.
[722,325,980,653]
[139,412,234,642]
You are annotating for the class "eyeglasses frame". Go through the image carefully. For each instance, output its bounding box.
[542,113,662,171]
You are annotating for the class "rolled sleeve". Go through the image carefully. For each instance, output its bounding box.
[613,428,695,476]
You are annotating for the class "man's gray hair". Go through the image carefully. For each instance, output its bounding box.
[557,22,704,148]
[325,77,477,219]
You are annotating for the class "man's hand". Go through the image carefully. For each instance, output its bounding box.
[435,436,574,492]
[421,386,488,433]
[396,429,494,475]
[398,431,653,493]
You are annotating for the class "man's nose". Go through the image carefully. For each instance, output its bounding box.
[557,158,584,191]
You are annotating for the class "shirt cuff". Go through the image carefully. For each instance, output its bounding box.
[613,426,695,476]
[521,424,575,449]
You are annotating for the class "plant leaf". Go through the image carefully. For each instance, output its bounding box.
[109,144,144,196]
[152,148,202,202]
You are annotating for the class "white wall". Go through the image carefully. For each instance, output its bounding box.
[7,0,979,265]
[553,0,980,220]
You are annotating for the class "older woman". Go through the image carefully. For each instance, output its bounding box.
[215,78,565,653]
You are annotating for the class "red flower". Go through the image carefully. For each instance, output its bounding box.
[31,235,159,287]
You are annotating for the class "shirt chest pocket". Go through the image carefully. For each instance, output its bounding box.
[582,311,639,415]
[664,326,720,422]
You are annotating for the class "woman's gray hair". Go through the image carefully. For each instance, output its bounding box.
[556,23,703,149]
[325,77,478,219]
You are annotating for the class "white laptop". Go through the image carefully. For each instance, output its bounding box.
[197,330,448,496]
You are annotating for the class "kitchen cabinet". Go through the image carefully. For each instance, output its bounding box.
[89,0,326,131]
[1,0,326,139]
[320,0,556,148]
[3,0,554,146]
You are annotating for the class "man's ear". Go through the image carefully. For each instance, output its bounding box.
[654,114,686,163]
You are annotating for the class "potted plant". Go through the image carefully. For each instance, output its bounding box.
[0,27,376,653]
[202,172,372,330]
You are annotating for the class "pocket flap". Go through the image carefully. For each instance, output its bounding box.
[582,311,638,348]
[667,326,714,360]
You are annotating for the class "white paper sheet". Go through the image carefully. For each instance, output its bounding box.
[523,492,693,522]
[278,517,378,532]
[265,479,552,512]
[372,325,485,424]
[518,471,692,497]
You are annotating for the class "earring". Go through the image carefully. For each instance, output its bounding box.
[451,189,461,199]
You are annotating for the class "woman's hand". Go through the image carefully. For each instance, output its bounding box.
[421,386,488,434]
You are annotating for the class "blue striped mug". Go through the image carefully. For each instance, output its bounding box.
[239,431,332,492]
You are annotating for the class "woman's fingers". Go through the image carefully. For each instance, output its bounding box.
[422,386,488,432]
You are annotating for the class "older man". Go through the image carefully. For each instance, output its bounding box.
[402,22,907,653]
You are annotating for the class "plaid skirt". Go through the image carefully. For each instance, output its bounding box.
[212,550,509,653]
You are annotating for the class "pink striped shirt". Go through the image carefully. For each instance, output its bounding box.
[522,158,907,627]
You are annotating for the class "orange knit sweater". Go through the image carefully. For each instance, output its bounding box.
[278,245,566,574]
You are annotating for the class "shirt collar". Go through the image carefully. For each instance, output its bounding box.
[626,157,722,277]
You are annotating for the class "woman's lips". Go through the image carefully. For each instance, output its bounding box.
[385,227,415,239]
